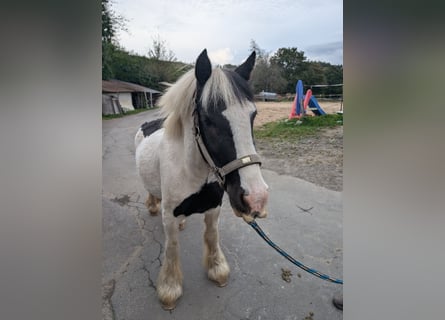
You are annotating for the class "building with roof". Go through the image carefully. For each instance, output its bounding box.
[102,79,162,115]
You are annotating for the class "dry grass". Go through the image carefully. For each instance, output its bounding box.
[254,100,343,127]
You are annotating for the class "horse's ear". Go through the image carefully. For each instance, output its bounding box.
[235,51,256,81]
[195,49,212,87]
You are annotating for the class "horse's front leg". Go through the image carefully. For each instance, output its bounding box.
[157,211,183,310]
[203,207,230,287]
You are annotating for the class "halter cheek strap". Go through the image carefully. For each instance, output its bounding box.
[193,110,262,186]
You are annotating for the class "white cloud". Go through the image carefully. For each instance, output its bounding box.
[113,0,343,65]
[208,48,234,66]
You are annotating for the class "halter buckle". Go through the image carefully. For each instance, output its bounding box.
[241,156,252,164]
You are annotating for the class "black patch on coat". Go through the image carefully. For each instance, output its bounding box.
[140,118,165,137]
[197,108,249,214]
[173,182,224,217]
[198,106,235,168]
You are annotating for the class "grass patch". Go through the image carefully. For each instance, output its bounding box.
[102,108,156,120]
[254,114,343,140]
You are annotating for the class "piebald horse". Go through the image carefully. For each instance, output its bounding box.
[135,49,269,310]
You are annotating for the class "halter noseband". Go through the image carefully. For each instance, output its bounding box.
[193,109,262,186]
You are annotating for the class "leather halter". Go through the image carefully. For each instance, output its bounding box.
[193,109,262,186]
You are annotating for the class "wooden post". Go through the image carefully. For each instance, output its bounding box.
[144,92,149,108]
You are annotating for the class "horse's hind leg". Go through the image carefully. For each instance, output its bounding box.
[203,207,230,287]
[145,193,160,216]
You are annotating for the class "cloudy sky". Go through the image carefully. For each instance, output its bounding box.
[112,0,343,66]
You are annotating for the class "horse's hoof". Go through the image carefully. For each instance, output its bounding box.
[149,210,158,216]
[208,273,229,287]
[161,302,176,310]
[207,270,229,288]
[159,293,181,310]
[205,253,230,288]
[158,283,182,311]
[215,279,228,287]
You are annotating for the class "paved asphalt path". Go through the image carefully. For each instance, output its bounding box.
[102,109,343,320]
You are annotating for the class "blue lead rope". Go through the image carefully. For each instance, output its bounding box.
[246,219,343,285]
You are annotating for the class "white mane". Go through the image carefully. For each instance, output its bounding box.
[159,68,249,138]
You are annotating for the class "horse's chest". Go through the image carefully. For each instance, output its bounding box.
[173,182,224,217]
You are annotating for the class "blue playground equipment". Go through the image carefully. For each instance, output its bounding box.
[289,79,328,118]
[295,80,304,116]
[308,95,327,115]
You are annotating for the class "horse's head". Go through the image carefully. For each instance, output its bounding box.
[194,49,269,220]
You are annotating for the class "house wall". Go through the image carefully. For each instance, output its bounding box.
[117,92,135,111]
[102,94,123,115]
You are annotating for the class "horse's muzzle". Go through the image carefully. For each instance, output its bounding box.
[232,189,268,219]
[242,191,268,219]
[227,178,268,219]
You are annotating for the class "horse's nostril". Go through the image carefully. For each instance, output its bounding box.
[240,194,249,210]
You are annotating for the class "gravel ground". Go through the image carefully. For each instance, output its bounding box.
[254,101,343,191]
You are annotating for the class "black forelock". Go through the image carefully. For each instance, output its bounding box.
[223,69,254,103]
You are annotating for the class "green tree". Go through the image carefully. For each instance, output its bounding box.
[249,39,266,59]
[148,35,177,62]
[101,0,126,79]
[301,62,325,86]
[102,0,114,44]
[269,47,343,96]
[110,49,191,90]
[325,64,343,88]
[251,58,286,93]
[101,1,191,88]
[249,40,286,93]
[315,63,343,97]
[270,47,307,93]
[102,42,116,80]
